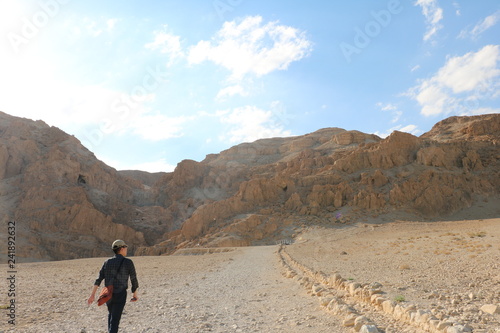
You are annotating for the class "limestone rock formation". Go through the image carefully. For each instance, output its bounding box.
[138,115,499,255]
[0,110,499,261]
[0,111,170,260]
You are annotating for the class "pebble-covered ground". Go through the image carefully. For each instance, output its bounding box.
[0,246,346,332]
[1,218,499,332]
[287,218,500,332]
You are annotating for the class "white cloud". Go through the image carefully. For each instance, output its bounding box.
[84,18,103,37]
[399,124,420,135]
[188,16,312,80]
[414,80,454,116]
[436,45,500,93]
[409,45,500,116]
[373,129,392,139]
[374,124,421,138]
[414,0,443,41]
[392,111,403,123]
[49,15,121,41]
[459,107,500,116]
[0,1,30,34]
[125,158,176,173]
[0,53,108,127]
[411,65,421,72]
[218,105,292,143]
[0,56,161,137]
[453,2,461,16]
[0,2,175,141]
[107,18,118,30]
[145,28,184,66]
[216,84,249,101]
[458,10,500,39]
[377,103,397,111]
[0,35,175,145]
[80,17,120,37]
[377,102,402,123]
[130,113,192,141]
[97,155,176,173]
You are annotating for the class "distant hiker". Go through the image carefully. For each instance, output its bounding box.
[87,240,139,333]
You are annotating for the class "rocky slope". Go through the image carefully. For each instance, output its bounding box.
[0,111,498,261]
[140,114,499,256]
[0,111,168,260]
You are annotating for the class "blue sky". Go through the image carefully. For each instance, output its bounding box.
[0,0,499,172]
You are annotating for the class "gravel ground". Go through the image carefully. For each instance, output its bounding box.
[2,218,499,333]
[287,218,500,332]
[1,246,347,332]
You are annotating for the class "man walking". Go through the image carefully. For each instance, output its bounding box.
[88,240,139,333]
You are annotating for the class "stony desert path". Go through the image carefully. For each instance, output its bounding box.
[3,218,499,332]
[1,245,347,332]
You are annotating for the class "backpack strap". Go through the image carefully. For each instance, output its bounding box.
[111,257,125,285]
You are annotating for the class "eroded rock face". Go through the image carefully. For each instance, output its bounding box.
[421,114,500,143]
[149,115,499,253]
[0,112,166,261]
[1,111,499,260]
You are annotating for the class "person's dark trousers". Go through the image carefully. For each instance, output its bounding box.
[106,290,127,333]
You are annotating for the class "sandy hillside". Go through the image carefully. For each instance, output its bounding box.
[1,217,500,333]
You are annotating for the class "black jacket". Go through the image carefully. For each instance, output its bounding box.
[94,254,138,293]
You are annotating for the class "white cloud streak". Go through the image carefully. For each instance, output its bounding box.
[107,18,119,30]
[130,114,192,141]
[377,102,402,123]
[216,84,249,101]
[129,159,176,173]
[414,0,443,41]
[460,107,500,116]
[218,105,292,143]
[452,1,461,16]
[0,46,179,144]
[458,10,500,39]
[145,28,184,66]
[409,45,500,116]
[374,124,421,138]
[101,156,176,173]
[188,16,312,81]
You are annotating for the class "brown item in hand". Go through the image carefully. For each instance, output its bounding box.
[97,285,113,306]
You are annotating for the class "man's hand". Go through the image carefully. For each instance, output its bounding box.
[130,292,139,302]
[88,285,98,305]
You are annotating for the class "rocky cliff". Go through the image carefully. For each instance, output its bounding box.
[139,114,500,256]
[0,111,498,261]
[0,111,171,260]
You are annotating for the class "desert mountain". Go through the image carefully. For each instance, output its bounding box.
[0,111,498,261]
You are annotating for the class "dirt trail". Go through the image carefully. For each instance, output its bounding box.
[1,245,346,332]
[4,218,498,332]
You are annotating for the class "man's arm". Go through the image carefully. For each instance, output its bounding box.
[87,285,99,305]
[129,260,139,301]
[87,261,106,305]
